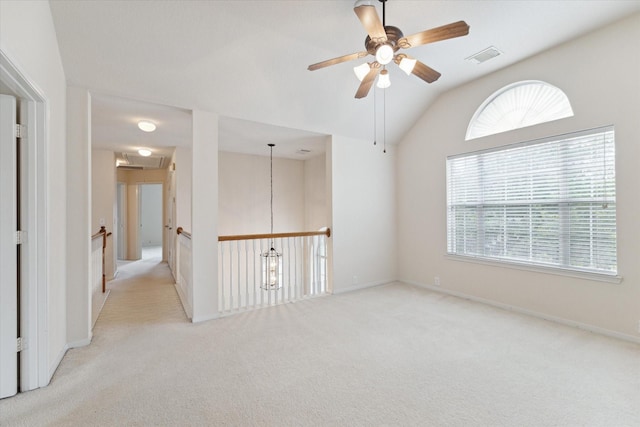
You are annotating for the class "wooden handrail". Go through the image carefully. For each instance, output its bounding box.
[218,228,330,242]
[176,226,192,239]
[91,226,111,293]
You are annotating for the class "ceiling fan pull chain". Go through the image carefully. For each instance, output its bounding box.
[373,86,377,145]
[383,88,386,154]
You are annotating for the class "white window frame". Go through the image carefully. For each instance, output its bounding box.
[466,80,574,140]
[447,126,619,283]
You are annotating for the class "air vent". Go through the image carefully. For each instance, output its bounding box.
[117,165,144,170]
[296,149,312,155]
[121,153,166,169]
[466,46,502,64]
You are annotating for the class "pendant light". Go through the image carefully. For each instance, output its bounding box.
[261,143,282,290]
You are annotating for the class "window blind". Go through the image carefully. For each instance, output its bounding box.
[447,126,616,275]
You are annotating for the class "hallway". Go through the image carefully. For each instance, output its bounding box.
[103,248,186,325]
[0,254,189,425]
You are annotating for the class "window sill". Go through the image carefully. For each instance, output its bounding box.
[445,254,622,284]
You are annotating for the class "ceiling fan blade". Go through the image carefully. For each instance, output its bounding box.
[354,4,387,43]
[399,21,469,49]
[308,51,368,71]
[355,64,381,99]
[411,60,441,83]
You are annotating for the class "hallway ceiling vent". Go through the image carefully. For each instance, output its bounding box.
[120,153,166,169]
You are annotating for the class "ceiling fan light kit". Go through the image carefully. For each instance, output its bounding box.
[308,0,470,98]
[376,69,391,89]
[375,44,394,65]
[353,62,371,81]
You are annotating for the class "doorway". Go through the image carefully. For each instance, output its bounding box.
[139,183,163,260]
[0,49,50,395]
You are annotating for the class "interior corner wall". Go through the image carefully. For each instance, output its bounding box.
[396,13,640,339]
[329,135,396,293]
[91,149,116,278]
[0,0,69,384]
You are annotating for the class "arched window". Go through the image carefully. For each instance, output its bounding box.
[466,80,573,140]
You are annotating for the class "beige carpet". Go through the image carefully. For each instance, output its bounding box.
[1,256,639,426]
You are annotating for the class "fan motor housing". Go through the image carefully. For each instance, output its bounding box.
[365,25,404,55]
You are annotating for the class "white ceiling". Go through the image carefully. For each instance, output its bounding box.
[50,1,640,160]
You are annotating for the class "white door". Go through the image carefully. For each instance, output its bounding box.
[0,94,18,399]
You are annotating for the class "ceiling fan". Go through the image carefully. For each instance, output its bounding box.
[308,0,469,98]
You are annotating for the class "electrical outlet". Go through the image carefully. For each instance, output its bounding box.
[352,276,359,285]
[434,276,440,286]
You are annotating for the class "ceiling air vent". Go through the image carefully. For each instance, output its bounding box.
[466,46,502,64]
[296,149,312,155]
[121,153,166,169]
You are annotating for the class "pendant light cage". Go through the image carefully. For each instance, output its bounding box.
[261,247,282,291]
[261,143,282,290]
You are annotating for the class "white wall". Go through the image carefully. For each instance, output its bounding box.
[0,0,69,380]
[218,151,306,235]
[304,153,328,231]
[66,87,92,348]
[175,147,192,233]
[397,14,640,339]
[329,136,396,293]
[140,184,163,247]
[91,149,116,278]
[191,110,218,322]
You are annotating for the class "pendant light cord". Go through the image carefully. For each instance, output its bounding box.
[269,143,275,248]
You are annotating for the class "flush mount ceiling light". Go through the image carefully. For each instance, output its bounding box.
[137,120,156,132]
[308,0,469,98]
[138,148,152,157]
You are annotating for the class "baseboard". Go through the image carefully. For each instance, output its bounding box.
[174,283,193,320]
[67,335,92,349]
[192,313,220,323]
[402,279,640,345]
[332,280,394,295]
[48,343,69,383]
[91,289,111,329]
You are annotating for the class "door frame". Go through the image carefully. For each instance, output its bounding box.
[1,50,50,391]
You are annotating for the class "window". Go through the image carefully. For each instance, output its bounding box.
[447,126,616,276]
[466,80,574,140]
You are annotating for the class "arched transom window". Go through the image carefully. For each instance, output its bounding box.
[466,80,573,140]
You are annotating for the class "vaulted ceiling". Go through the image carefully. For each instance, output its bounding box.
[49,1,640,159]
